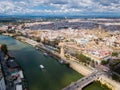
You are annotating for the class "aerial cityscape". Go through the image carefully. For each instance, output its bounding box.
[0,0,120,90]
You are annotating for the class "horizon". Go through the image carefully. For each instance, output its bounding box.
[0,14,120,19]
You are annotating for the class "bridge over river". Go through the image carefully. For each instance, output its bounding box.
[62,70,105,90]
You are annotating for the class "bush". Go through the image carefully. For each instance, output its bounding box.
[112,52,118,57]
[101,60,109,65]
[76,54,91,64]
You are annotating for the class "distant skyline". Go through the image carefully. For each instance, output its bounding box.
[0,0,120,16]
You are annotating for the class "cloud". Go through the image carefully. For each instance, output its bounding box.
[0,0,120,15]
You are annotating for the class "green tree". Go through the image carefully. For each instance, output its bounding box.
[76,54,89,63]
[1,44,8,55]
[101,60,108,65]
[112,52,118,57]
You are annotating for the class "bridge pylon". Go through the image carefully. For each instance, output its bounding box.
[59,42,65,57]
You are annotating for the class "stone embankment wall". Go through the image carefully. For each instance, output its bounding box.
[98,75,120,90]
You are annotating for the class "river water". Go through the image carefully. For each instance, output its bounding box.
[0,35,110,90]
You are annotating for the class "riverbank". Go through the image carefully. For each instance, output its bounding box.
[98,75,120,90]
[0,51,28,90]
[83,81,111,90]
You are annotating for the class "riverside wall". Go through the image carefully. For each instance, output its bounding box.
[98,75,120,90]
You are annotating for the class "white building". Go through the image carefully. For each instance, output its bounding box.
[83,50,111,64]
[75,38,89,45]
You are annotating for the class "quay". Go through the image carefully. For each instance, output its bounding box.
[15,36,39,47]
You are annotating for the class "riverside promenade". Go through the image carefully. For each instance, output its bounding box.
[15,36,39,47]
[99,75,120,90]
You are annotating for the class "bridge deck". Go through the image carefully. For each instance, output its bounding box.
[62,71,104,90]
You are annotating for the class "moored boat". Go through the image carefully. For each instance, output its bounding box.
[43,52,48,56]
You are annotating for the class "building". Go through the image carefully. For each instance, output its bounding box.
[0,64,6,90]
[83,50,111,64]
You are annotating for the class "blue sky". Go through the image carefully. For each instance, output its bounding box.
[0,0,120,16]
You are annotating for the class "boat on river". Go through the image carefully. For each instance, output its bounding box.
[36,47,39,50]
[58,59,64,64]
[39,65,44,69]
[43,53,48,56]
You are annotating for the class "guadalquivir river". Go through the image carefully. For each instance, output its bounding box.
[0,35,110,90]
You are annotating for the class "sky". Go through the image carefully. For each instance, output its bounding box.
[0,0,120,16]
